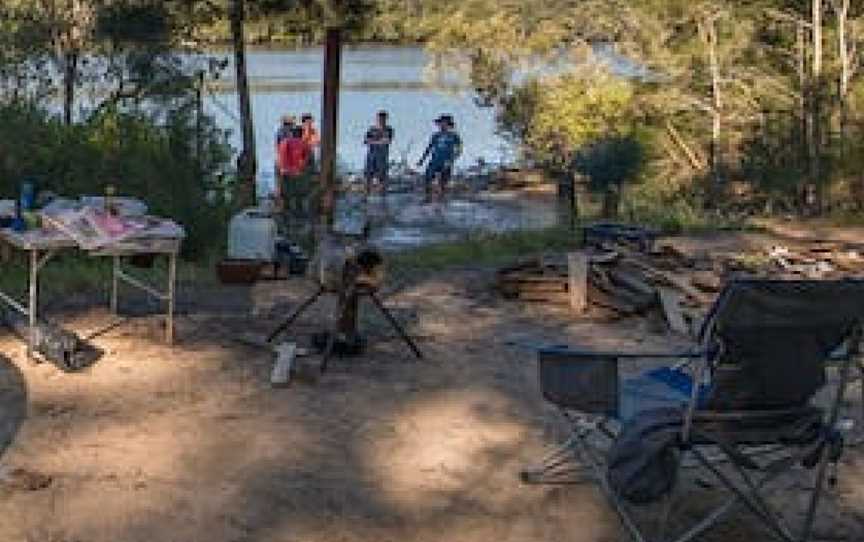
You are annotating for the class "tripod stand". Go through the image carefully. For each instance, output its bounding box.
[267,269,422,373]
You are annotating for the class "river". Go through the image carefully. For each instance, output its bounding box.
[204,45,517,195]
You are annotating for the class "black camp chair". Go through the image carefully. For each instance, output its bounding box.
[521,279,864,542]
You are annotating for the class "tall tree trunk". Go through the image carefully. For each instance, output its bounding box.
[797,22,807,180]
[231,0,257,206]
[807,0,823,214]
[832,0,859,208]
[319,28,342,230]
[63,50,78,125]
[706,17,722,203]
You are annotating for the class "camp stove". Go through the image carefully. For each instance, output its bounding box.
[267,235,421,373]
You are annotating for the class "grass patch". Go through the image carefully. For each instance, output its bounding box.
[389,227,580,272]
[0,252,218,305]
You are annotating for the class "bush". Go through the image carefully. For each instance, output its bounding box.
[0,102,234,259]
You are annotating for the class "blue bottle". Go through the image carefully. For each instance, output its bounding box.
[19,180,35,211]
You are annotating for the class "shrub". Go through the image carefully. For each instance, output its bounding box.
[0,102,234,259]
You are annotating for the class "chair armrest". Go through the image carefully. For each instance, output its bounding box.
[537,345,707,360]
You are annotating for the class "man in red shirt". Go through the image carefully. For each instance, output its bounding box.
[276,126,312,217]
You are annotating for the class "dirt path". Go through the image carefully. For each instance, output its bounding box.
[0,238,862,541]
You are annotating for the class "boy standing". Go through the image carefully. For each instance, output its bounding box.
[300,113,321,167]
[417,115,461,200]
[364,110,394,195]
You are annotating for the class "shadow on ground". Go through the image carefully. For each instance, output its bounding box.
[0,251,861,542]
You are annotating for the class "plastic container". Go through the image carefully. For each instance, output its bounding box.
[227,208,278,261]
[19,181,35,211]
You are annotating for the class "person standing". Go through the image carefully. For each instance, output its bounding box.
[276,126,312,218]
[364,110,394,195]
[417,114,461,200]
[274,115,296,194]
[300,114,320,150]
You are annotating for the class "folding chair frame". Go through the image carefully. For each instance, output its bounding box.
[522,330,861,542]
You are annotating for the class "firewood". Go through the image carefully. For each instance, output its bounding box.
[608,267,656,297]
[623,258,712,303]
[568,252,588,313]
[690,271,722,292]
[587,283,637,315]
[658,288,688,335]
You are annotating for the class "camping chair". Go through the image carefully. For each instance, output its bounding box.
[521,279,864,542]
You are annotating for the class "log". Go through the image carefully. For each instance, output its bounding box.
[271,342,296,387]
[517,291,571,304]
[500,274,567,284]
[568,252,588,313]
[588,283,637,314]
[501,281,567,293]
[624,258,712,303]
[658,287,688,335]
[608,267,656,297]
[690,271,722,292]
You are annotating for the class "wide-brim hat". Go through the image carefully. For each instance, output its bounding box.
[434,114,454,126]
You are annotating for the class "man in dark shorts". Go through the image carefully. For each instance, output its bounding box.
[364,110,394,195]
[417,114,462,200]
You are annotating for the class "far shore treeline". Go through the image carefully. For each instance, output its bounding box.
[1,0,864,259]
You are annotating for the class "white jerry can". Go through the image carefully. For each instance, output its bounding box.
[227,208,278,261]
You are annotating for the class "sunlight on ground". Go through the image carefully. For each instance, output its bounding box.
[366,389,526,511]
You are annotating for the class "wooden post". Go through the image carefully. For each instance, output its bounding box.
[568,252,588,313]
[658,287,688,335]
[319,27,342,230]
[231,0,257,206]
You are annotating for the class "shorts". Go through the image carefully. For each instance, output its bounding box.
[280,173,312,215]
[365,152,389,184]
[425,162,452,188]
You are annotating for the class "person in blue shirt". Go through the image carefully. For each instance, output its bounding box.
[417,114,462,200]
[364,110,394,195]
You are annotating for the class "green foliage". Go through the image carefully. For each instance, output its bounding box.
[0,102,235,259]
[500,72,636,168]
[573,134,646,192]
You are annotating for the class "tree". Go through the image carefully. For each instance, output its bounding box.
[230,0,257,206]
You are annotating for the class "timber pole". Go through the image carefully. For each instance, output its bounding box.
[320,27,342,230]
[231,0,257,206]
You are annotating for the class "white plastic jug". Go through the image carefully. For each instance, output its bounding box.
[227,208,277,261]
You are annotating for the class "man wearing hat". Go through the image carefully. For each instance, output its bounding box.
[417,114,462,200]
[276,114,296,147]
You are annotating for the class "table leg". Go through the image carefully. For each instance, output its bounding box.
[111,255,119,315]
[167,251,176,345]
[28,249,38,357]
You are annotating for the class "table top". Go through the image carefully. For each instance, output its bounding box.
[0,228,183,253]
[0,228,77,250]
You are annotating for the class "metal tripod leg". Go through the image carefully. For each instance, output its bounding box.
[321,284,355,373]
[369,292,423,359]
[267,287,324,343]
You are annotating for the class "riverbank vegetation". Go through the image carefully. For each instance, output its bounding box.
[425,0,864,227]
[1,0,863,247]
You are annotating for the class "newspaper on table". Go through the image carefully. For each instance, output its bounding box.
[41,207,184,250]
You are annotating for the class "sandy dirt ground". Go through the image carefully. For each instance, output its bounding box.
[1,231,863,542]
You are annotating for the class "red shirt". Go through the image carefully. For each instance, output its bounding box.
[278,137,310,176]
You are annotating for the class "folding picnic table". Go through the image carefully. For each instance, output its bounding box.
[0,227,182,354]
